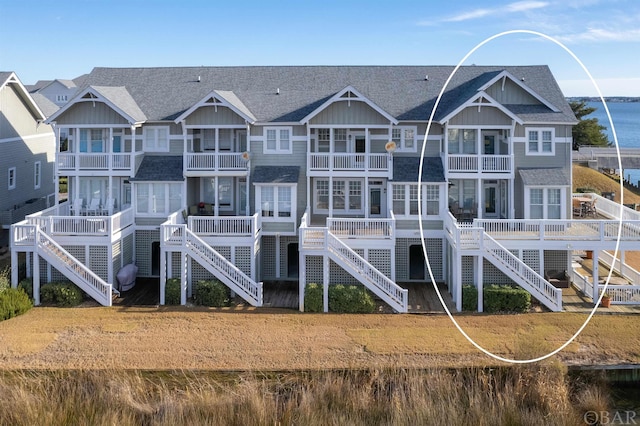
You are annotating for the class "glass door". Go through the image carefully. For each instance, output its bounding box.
[483,182,498,218]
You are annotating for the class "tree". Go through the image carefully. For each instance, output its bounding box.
[570,100,611,150]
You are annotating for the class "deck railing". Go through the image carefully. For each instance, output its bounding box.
[185,152,248,172]
[327,217,395,239]
[598,284,640,304]
[24,206,134,237]
[188,213,260,237]
[448,154,511,173]
[573,193,640,221]
[308,153,389,173]
[58,152,143,172]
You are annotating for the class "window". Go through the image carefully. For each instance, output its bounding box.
[79,129,104,153]
[528,187,563,219]
[258,185,294,218]
[447,128,477,154]
[136,183,183,215]
[315,179,363,213]
[392,185,405,215]
[409,185,419,215]
[317,129,330,152]
[334,129,347,152]
[392,184,440,217]
[8,167,16,190]
[316,180,329,210]
[34,161,41,189]
[202,177,234,211]
[392,126,417,152]
[426,185,439,215]
[143,126,169,152]
[527,128,554,154]
[56,95,68,102]
[263,127,292,154]
[349,181,362,210]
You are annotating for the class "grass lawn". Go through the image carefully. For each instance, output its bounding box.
[0,307,638,370]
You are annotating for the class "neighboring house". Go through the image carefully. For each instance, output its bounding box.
[27,76,86,107]
[0,72,56,229]
[10,66,640,310]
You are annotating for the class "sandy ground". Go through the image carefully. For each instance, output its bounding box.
[0,307,638,370]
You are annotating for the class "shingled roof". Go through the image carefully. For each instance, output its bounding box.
[74,66,576,124]
[130,156,184,182]
[392,157,445,183]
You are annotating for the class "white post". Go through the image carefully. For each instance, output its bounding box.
[323,254,330,313]
[181,251,187,305]
[10,248,18,288]
[328,176,333,219]
[33,251,40,306]
[214,176,219,217]
[477,254,484,313]
[592,250,599,304]
[275,234,281,279]
[159,248,166,305]
[26,252,31,279]
[455,252,462,312]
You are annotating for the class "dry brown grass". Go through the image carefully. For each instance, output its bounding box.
[0,307,638,370]
[573,164,640,204]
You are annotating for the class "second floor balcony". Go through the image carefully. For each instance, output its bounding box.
[447,154,513,174]
[308,153,390,176]
[58,152,144,174]
[184,152,249,176]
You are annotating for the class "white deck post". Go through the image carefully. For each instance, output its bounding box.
[323,253,329,313]
[181,251,187,305]
[10,248,18,288]
[455,252,462,312]
[33,252,40,306]
[592,250,600,303]
[159,248,167,305]
[477,254,484,312]
[299,252,306,312]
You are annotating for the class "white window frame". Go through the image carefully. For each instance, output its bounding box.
[525,186,565,219]
[134,182,183,216]
[8,167,16,190]
[143,126,170,153]
[526,128,555,155]
[263,127,292,154]
[255,184,296,220]
[392,183,441,217]
[314,179,364,214]
[34,161,41,190]
[392,126,417,152]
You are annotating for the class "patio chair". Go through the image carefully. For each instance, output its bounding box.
[585,199,597,217]
[572,198,583,217]
[102,198,115,215]
[72,198,84,216]
[86,198,101,215]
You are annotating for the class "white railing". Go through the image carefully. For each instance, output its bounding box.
[184,227,262,306]
[57,152,142,172]
[327,217,394,239]
[308,153,389,172]
[27,201,72,217]
[37,227,113,306]
[475,218,640,243]
[326,230,408,313]
[185,152,248,172]
[599,250,640,285]
[598,284,640,304]
[573,193,640,221]
[482,232,562,311]
[572,269,594,299]
[448,154,511,173]
[188,214,259,237]
[24,207,134,237]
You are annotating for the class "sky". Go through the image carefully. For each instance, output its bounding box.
[1,0,639,96]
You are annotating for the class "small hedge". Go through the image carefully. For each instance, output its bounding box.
[462,285,478,311]
[483,285,531,313]
[304,283,323,313]
[329,284,375,313]
[165,278,181,305]
[194,279,229,307]
[0,288,32,320]
[18,278,33,300]
[40,282,83,307]
[0,267,9,292]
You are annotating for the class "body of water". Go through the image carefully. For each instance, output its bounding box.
[586,101,640,185]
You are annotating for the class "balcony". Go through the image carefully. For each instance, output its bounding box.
[57,152,144,174]
[184,152,249,176]
[308,153,390,176]
[447,154,512,174]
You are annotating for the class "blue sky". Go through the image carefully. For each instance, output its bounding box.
[1,0,639,96]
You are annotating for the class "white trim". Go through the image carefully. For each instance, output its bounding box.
[0,72,47,121]
[477,70,560,113]
[174,90,256,124]
[439,91,524,125]
[262,126,292,154]
[254,183,297,221]
[301,86,398,125]
[525,127,555,156]
[0,132,55,144]
[143,126,170,152]
[34,161,41,190]
[7,167,16,190]
[391,126,418,152]
[524,186,567,220]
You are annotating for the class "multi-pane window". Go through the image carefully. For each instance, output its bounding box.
[392,185,405,215]
[409,185,419,215]
[528,187,562,219]
[392,127,417,151]
[334,129,347,152]
[8,167,16,190]
[529,188,544,219]
[34,161,41,189]
[448,128,477,154]
[547,188,561,219]
[317,129,330,152]
[259,186,293,218]
[315,179,363,213]
[264,127,292,154]
[527,128,554,154]
[80,129,104,153]
[349,181,362,210]
[392,184,440,216]
[136,183,182,215]
[426,185,439,215]
[316,180,329,210]
[333,180,345,210]
[143,127,169,152]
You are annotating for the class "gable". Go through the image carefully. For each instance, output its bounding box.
[0,82,48,139]
[53,102,130,125]
[184,105,248,126]
[484,78,542,105]
[309,101,391,125]
[448,105,514,126]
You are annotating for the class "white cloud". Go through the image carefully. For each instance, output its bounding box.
[559,78,640,97]
[557,27,640,43]
[439,1,548,23]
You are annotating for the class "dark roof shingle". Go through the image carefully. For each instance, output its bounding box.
[392,157,445,183]
[252,166,300,184]
[130,156,184,181]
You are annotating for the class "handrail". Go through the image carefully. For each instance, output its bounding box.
[308,153,389,172]
[327,217,394,239]
[326,229,408,312]
[597,284,640,304]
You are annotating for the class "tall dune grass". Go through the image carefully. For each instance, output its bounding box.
[0,365,605,425]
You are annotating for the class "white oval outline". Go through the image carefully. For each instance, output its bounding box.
[418,29,623,364]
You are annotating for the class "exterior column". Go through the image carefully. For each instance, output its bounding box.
[476,179,482,220]
[364,178,369,218]
[275,235,280,279]
[299,252,306,312]
[592,250,600,304]
[214,176,219,216]
[323,253,329,313]
[159,248,167,305]
[455,252,462,312]
[26,252,31,278]
[245,175,250,216]
[33,250,40,306]
[10,248,18,287]
[181,251,188,305]
[328,176,333,218]
[477,254,484,312]
[53,123,60,206]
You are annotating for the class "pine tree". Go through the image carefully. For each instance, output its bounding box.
[570,100,611,150]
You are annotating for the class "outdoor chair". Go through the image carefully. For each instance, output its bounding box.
[86,198,101,215]
[72,198,84,216]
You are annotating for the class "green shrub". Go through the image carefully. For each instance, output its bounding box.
[17,278,33,299]
[329,284,376,313]
[576,187,599,195]
[194,279,229,307]
[165,278,181,305]
[304,283,323,312]
[462,285,478,311]
[40,282,83,307]
[483,285,531,313]
[0,267,9,292]
[0,288,32,320]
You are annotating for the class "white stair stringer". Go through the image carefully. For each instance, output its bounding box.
[482,232,562,312]
[35,228,114,306]
[183,228,263,307]
[326,231,408,313]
